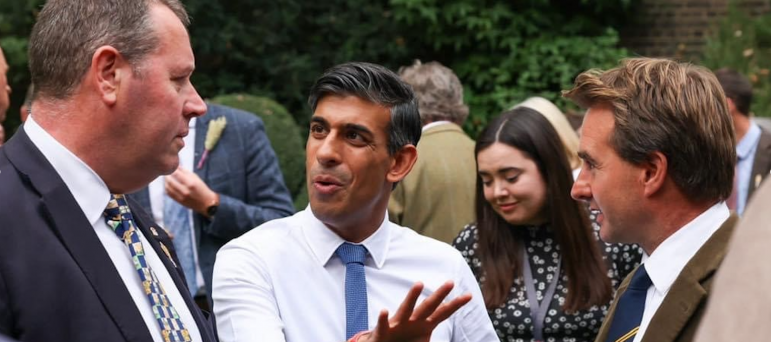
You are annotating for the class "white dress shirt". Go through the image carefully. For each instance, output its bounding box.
[148,117,205,291]
[25,116,202,342]
[213,207,498,342]
[633,202,730,342]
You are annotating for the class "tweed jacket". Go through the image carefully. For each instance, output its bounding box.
[594,214,738,342]
[388,123,476,244]
[694,181,771,341]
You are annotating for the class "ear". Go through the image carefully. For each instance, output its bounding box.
[386,144,418,184]
[91,46,127,106]
[641,151,668,197]
[726,98,737,115]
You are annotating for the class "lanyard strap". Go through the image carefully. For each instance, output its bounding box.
[521,241,562,342]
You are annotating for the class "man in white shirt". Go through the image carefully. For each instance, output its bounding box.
[563,58,739,342]
[0,1,217,341]
[713,68,771,215]
[213,62,497,342]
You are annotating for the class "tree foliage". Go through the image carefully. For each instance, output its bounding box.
[702,2,771,118]
[0,0,634,138]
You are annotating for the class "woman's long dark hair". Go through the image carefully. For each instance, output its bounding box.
[475,107,611,312]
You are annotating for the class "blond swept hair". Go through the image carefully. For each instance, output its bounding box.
[563,58,736,202]
[398,60,469,125]
[514,97,581,170]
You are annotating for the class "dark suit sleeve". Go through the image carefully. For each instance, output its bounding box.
[203,115,294,241]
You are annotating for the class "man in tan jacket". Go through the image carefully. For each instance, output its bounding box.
[388,60,476,244]
[564,58,738,342]
[694,180,771,341]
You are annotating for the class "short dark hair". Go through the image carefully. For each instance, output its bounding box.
[473,107,611,312]
[29,0,190,100]
[714,68,753,116]
[308,62,422,155]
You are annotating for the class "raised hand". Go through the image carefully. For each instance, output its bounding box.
[358,281,472,342]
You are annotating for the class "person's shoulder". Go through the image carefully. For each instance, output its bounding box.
[219,211,300,256]
[389,222,467,262]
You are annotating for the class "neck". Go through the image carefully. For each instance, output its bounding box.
[639,198,716,255]
[324,211,385,243]
[32,97,142,194]
[733,112,751,142]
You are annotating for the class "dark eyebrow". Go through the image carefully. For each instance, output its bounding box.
[577,151,596,164]
[310,116,329,126]
[344,123,374,138]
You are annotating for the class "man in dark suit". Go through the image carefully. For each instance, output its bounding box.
[0,0,217,341]
[130,103,295,304]
[714,68,771,214]
[564,58,737,342]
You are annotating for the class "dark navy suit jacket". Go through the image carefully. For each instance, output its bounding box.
[129,103,295,300]
[0,129,217,342]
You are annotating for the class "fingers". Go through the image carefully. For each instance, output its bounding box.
[426,292,471,323]
[392,282,423,322]
[411,280,455,320]
[371,309,390,340]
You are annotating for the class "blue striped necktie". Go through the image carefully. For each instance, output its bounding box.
[104,194,192,342]
[605,264,653,342]
[336,242,369,339]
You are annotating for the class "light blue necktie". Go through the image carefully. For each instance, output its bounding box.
[336,242,369,339]
[163,191,198,297]
[605,264,653,342]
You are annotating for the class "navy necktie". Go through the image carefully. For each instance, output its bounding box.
[336,242,369,339]
[605,264,653,342]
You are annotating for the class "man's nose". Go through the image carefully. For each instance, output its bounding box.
[571,168,591,202]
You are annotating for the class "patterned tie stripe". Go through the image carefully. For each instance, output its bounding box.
[104,194,192,342]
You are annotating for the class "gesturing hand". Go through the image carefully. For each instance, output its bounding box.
[359,281,472,342]
[165,167,219,217]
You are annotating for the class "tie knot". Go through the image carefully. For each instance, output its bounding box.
[628,264,653,291]
[336,242,367,265]
[103,194,134,238]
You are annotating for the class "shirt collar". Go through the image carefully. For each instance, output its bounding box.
[24,115,112,227]
[737,122,762,160]
[422,121,453,132]
[642,202,730,294]
[301,206,391,269]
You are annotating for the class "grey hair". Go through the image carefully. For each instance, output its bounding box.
[398,60,469,125]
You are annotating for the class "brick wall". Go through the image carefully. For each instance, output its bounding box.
[619,0,771,60]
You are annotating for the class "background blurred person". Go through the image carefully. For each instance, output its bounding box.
[0,45,10,123]
[453,107,642,342]
[514,96,581,174]
[388,60,476,243]
[714,68,771,215]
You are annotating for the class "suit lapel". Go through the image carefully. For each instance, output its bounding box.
[749,128,771,199]
[4,130,153,342]
[641,215,738,342]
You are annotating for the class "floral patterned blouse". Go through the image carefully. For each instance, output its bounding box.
[453,220,643,342]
